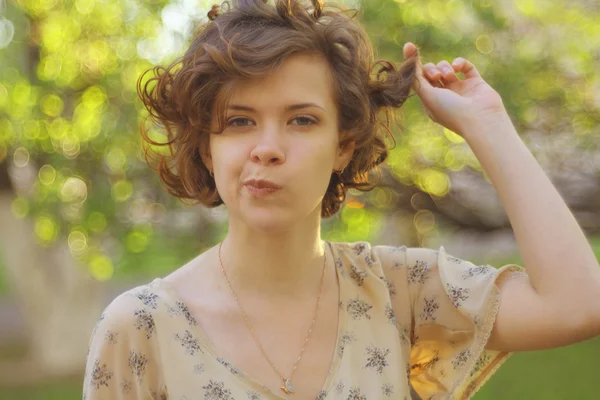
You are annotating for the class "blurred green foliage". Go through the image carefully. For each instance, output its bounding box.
[1,0,599,279]
[1,0,223,281]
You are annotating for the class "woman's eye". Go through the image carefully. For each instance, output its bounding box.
[291,116,317,126]
[227,117,253,127]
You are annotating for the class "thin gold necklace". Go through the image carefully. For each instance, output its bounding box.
[218,241,327,395]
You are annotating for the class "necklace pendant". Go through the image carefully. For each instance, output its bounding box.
[280,378,295,394]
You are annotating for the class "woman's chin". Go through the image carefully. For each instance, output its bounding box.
[237,209,303,234]
[231,202,320,234]
[245,217,294,234]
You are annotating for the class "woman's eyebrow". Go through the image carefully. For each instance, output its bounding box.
[227,103,326,112]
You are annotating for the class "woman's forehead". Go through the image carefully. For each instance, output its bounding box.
[225,53,337,111]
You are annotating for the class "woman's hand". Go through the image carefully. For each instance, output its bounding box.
[403,42,508,138]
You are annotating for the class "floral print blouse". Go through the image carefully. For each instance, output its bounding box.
[83,240,527,400]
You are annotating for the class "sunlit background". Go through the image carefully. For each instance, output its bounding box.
[0,0,599,398]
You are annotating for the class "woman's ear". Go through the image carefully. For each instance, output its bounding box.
[198,139,213,172]
[337,131,356,169]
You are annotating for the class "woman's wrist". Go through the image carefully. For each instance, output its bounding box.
[460,110,517,146]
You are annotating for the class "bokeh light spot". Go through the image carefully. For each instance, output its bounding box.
[414,209,436,234]
[149,202,166,223]
[38,164,57,185]
[443,127,465,144]
[75,0,96,14]
[88,211,107,232]
[41,93,64,117]
[126,231,150,253]
[11,197,29,218]
[60,177,88,203]
[346,198,365,209]
[476,34,494,54]
[0,84,8,110]
[416,168,451,197]
[89,255,114,281]
[68,230,88,254]
[35,215,59,243]
[106,147,127,172]
[112,179,133,202]
[0,17,15,49]
[13,147,30,167]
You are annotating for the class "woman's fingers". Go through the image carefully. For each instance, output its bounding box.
[452,57,481,79]
[423,62,442,80]
[404,44,482,92]
[422,57,480,84]
[402,42,417,60]
[403,43,437,94]
[404,42,480,81]
[436,60,459,84]
[422,63,445,88]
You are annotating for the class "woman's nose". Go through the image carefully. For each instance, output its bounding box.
[249,130,286,166]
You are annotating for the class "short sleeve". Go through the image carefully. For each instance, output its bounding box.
[83,290,166,400]
[404,246,527,400]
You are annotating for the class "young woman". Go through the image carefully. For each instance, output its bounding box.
[83,1,600,399]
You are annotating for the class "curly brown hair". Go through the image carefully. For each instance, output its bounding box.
[137,0,417,218]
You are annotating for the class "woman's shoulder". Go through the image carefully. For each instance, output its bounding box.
[328,239,377,258]
[91,275,202,345]
[328,240,409,287]
[94,279,168,330]
[329,239,411,265]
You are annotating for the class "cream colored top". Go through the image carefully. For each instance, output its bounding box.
[83,240,526,400]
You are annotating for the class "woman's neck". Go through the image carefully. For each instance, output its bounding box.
[216,214,328,299]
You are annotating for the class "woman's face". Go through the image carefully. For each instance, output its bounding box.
[205,52,354,233]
